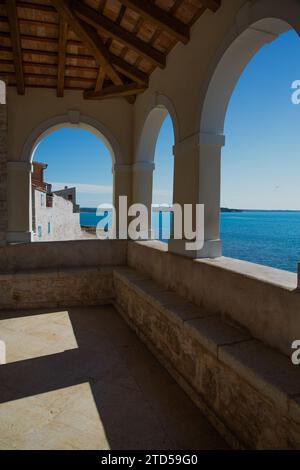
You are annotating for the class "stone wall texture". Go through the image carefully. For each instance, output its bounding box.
[0,239,127,271]
[113,267,300,450]
[127,241,300,358]
[0,240,300,449]
[0,267,114,310]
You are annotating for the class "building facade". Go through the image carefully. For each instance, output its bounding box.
[31,162,82,241]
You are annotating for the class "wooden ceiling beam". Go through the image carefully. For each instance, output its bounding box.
[84,82,146,100]
[1,71,95,83]
[72,0,166,69]
[117,0,190,44]
[0,44,149,84]
[5,0,25,94]
[0,58,94,72]
[95,67,105,92]
[16,1,56,13]
[51,0,123,86]
[110,53,148,85]
[169,0,183,15]
[57,19,68,97]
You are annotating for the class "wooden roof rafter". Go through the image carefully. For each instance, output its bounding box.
[51,0,123,86]
[117,0,190,44]
[57,18,68,97]
[0,0,222,102]
[72,0,166,69]
[5,0,24,94]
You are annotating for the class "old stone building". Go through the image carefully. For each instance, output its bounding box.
[31,161,82,241]
[0,0,300,451]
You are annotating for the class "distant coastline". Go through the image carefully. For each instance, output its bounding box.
[81,207,300,213]
[221,208,243,213]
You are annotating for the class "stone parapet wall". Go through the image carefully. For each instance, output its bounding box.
[0,266,114,310]
[0,239,127,271]
[127,241,300,358]
[113,267,300,450]
[0,247,299,449]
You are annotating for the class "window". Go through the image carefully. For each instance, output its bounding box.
[48,222,51,234]
[38,226,42,238]
[40,194,44,207]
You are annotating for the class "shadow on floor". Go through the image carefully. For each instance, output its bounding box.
[0,306,228,450]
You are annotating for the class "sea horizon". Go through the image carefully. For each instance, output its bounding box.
[80,209,300,274]
[80,207,300,213]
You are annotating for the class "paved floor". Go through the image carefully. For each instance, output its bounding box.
[0,306,227,450]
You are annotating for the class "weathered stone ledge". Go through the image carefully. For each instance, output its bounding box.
[1,259,300,449]
[113,266,300,449]
[0,239,127,271]
[127,241,300,357]
[0,266,115,310]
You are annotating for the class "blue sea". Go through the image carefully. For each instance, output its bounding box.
[80,210,300,273]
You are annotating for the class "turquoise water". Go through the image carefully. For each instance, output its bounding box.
[80,210,300,273]
[221,211,300,273]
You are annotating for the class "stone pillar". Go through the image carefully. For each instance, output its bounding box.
[113,163,132,238]
[0,85,7,245]
[132,161,155,238]
[168,132,224,258]
[7,161,32,243]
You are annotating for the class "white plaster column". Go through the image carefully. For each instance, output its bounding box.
[168,132,224,258]
[7,161,32,243]
[113,163,132,237]
[132,161,155,237]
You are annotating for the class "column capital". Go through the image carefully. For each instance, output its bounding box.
[199,132,225,147]
[173,131,225,156]
[113,163,132,174]
[133,161,155,172]
[7,161,32,172]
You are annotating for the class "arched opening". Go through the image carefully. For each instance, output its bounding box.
[200,14,300,271]
[135,97,178,242]
[152,114,175,241]
[31,127,113,241]
[7,114,121,243]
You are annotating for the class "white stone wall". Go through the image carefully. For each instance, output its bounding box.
[32,188,82,241]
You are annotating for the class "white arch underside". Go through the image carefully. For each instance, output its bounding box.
[199,0,300,135]
[201,17,291,135]
[21,113,122,165]
[136,93,179,164]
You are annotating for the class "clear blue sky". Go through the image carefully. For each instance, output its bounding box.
[34,29,300,210]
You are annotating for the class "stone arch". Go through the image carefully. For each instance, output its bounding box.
[132,94,178,238]
[7,111,123,243]
[21,110,123,165]
[136,93,179,164]
[199,0,300,135]
[173,0,300,259]
[185,0,300,259]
